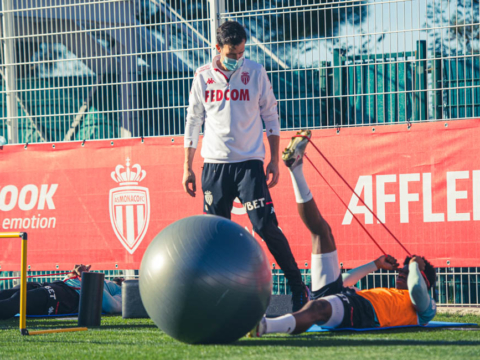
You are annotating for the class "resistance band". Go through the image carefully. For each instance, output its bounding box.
[303,154,387,256]
[295,135,412,256]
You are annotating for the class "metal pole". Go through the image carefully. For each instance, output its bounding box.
[433,52,443,120]
[28,328,88,335]
[2,0,18,144]
[415,40,427,121]
[209,0,225,58]
[19,233,28,335]
[333,49,344,127]
[0,232,28,334]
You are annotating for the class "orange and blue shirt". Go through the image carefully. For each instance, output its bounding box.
[357,287,436,327]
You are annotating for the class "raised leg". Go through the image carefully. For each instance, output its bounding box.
[283,131,341,294]
[297,199,336,255]
[282,130,336,256]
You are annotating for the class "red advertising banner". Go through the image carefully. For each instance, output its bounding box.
[1,119,480,271]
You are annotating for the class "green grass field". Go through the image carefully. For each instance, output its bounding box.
[1,313,479,360]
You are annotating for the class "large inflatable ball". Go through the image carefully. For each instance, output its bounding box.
[139,215,272,344]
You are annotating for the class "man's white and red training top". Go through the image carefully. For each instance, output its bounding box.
[184,55,280,163]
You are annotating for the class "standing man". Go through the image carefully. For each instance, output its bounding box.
[182,21,308,311]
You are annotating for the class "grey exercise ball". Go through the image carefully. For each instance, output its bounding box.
[139,215,272,344]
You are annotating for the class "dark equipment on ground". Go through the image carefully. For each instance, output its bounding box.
[78,272,105,327]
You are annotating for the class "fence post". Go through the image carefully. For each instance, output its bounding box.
[415,40,427,121]
[119,0,139,139]
[333,49,344,126]
[209,0,225,58]
[2,0,18,144]
[125,269,136,279]
[432,52,443,120]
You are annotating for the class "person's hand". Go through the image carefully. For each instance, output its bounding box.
[182,166,196,197]
[374,255,399,270]
[409,256,426,272]
[112,277,125,286]
[71,264,91,277]
[266,161,280,188]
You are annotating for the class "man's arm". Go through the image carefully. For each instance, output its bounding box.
[407,257,436,324]
[259,67,281,188]
[342,255,398,287]
[183,147,197,197]
[67,264,91,278]
[266,135,280,188]
[102,281,122,314]
[183,75,204,197]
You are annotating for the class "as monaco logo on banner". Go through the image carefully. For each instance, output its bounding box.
[109,158,150,254]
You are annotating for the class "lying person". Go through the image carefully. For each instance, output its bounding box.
[249,130,437,336]
[0,264,122,320]
[64,264,122,315]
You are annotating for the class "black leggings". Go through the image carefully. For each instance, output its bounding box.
[0,282,79,320]
[202,160,304,291]
[0,283,49,320]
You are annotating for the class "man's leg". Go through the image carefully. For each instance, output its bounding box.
[283,130,339,295]
[291,169,340,296]
[201,163,236,218]
[0,286,49,320]
[250,294,346,336]
[250,130,346,336]
[283,130,336,255]
[0,288,19,301]
[236,160,307,311]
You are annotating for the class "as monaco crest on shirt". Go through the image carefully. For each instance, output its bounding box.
[109,158,150,254]
[241,72,250,85]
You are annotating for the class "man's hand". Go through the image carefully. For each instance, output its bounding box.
[374,255,399,271]
[410,256,426,272]
[182,166,196,197]
[266,161,280,188]
[71,264,91,277]
[266,134,280,188]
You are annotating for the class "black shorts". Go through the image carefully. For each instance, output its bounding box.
[43,281,80,315]
[27,281,79,315]
[311,275,377,329]
[201,160,277,231]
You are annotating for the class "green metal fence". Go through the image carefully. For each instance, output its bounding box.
[272,267,480,307]
[1,42,478,143]
[0,270,129,291]
[442,55,480,120]
[2,267,475,306]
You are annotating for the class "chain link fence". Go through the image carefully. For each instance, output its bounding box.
[0,0,478,143]
[2,267,479,307]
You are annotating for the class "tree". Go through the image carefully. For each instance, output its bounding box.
[426,0,479,56]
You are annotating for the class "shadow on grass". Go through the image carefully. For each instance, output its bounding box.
[234,336,480,347]
[0,319,20,330]
[231,326,480,348]
[0,320,156,331]
[98,324,158,330]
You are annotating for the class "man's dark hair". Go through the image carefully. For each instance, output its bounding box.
[112,277,124,286]
[216,21,247,47]
[404,256,436,290]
